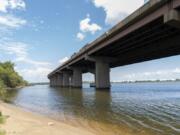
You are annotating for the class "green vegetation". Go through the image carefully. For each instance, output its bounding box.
[0,62,27,135]
[0,112,6,135]
[0,130,5,135]
[0,62,28,88]
[0,61,28,100]
[0,112,6,124]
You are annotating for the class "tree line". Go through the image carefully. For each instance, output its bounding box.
[0,61,28,99]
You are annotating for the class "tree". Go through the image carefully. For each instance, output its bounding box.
[0,61,27,88]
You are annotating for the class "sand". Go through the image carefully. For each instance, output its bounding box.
[0,102,96,135]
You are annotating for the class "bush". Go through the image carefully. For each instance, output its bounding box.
[0,111,6,124]
[0,80,7,100]
[0,61,28,88]
[0,130,6,135]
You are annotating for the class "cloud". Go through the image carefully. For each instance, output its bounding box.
[76,14,102,41]
[77,32,85,41]
[0,0,26,32]
[80,15,102,34]
[0,15,26,28]
[0,40,53,82]
[91,0,144,25]
[0,41,51,67]
[59,57,69,65]
[17,67,52,83]
[0,41,27,59]
[111,68,180,82]
[0,1,51,83]
[0,0,25,13]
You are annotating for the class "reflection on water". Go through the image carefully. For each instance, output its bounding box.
[6,82,180,135]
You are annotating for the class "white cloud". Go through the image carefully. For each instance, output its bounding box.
[80,15,102,34]
[0,0,25,13]
[77,32,85,41]
[0,15,26,28]
[59,57,69,65]
[0,41,51,67]
[0,42,27,62]
[0,41,53,82]
[0,1,51,83]
[76,15,102,41]
[111,68,180,82]
[0,0,26,32]
[17,67,52,83]
[91,0,144,25]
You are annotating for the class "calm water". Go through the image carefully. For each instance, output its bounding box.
[6,82,180,135]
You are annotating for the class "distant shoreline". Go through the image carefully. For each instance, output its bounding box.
[29,80,180,86]
[84,79,180,84]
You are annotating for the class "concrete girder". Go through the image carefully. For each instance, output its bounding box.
[85,55,118,63]
[164,9,180,28]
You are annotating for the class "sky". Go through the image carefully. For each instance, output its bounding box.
[0,0,180,83]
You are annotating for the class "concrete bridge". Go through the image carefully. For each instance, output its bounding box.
[48,0,180,89]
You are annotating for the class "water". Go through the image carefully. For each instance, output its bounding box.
[6,82,180,135]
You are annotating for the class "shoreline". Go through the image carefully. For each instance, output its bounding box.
[0,102,96,135]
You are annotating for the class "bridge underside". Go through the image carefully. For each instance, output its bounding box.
[71,17,180,69]
[48,0,180,90]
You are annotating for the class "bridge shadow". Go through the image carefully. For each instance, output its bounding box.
[51,86,113,123]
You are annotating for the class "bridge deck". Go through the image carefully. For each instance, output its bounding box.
[48,0,180,77]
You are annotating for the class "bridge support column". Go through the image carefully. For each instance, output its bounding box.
[54,75,58,86]
[49,78,53,86]
[63,72,70,87]
[53,76,56,86]
[57,74,63,87]
[72,67,82,88]
[95,59,110,89]
[51,76,55,86]
[70,74,73,87]
[51,78,54,86]
[85,56,112,89]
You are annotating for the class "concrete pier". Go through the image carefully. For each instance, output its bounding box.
[52,76,56,86]
[95,59,110,89]
[72,67,82,88]
[50,78,53,86]
[63,72,70,87]
[56,74,63,87]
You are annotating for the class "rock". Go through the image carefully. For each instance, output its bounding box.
[48,122,54,126]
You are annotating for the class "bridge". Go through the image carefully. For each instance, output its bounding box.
[48,0,180,89]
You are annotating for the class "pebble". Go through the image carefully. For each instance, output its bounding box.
[48,122,54,126]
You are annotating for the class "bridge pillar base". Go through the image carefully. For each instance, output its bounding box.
[63,72,70,87]
[95,59,110,89]
[49,78,53,87]
[57,74,63,87]
[164,9,180,28]
[52,76,57,87]
[72,67,82,88]
[51,78,54,86]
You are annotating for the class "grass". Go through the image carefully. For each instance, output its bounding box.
[0,112,6,124]
[0,130,5,135]
[0,112,6,135]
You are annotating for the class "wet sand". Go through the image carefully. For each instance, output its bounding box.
[0,102,96,135]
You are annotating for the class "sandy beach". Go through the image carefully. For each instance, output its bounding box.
[0,102,96,135]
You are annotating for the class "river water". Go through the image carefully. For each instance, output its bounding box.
[6,82,180,135]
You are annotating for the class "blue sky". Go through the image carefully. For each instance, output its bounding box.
[0,0,180,83]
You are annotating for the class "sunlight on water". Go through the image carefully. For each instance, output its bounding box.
[6,82,180,135]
